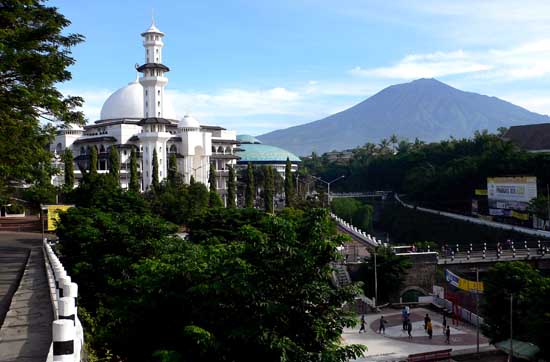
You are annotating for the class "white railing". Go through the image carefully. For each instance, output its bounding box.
[43,240,84,362]
[394,194,550,238]
[330,213,380,248]
[431,295,484,327]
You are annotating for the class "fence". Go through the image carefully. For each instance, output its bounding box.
[331,213,380,248]
[43,239,84,362]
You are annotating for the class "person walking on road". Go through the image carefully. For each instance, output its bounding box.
[442,314,447,334]
[359,314,366,333]
[378,316,387,334]
[427,320,433,339]
[445,325,451,344]
[424,314,431,331]
[407,320,413,339]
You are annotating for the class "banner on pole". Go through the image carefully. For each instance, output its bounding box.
[445,269,483,294]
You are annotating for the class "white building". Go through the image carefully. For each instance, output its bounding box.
[51,21,238,203]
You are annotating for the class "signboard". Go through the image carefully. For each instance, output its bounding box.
[475,189,488,196]
[46,205,73,231]
[445,269,484,294]
[487,177,537,215]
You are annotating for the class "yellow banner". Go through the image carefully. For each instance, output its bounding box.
[475,189,488,196]
[458,278,484,293]
[47,205,73,231]
[511,210,529,221]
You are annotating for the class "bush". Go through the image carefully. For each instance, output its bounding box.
[6,203,25,214]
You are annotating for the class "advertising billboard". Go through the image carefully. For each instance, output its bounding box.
[487,177,537,212]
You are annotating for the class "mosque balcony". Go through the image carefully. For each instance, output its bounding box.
[139,76,168,86]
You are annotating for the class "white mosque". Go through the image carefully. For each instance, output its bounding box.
[51,21,239,202]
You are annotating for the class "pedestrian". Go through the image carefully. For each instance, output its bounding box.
[424,313,430,331]
[407,320,413,339]
[402,307,408,330]
[445,325,451,344]
[427,320,433,339]
[442,314,447,334]
[378,316,387,334]
[359,314,366,333]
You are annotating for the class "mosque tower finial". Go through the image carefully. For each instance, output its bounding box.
[137,18,169,119]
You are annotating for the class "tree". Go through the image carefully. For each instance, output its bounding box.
[208,163,217,193]
[63,148,74,189]
[227,165,236,208]
[483,261,543,345]
[0,1,84,194]
[356,246,411,303]
[245,162,255,208]
[284,157,294,207]
[129,148,140,193]
[89,146,98,175]
[263,166,274,213]
[108,146,120,184]
[152,148,159,191]
[168,153,177,185]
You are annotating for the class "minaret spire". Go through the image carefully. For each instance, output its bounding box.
[137,19,169,119]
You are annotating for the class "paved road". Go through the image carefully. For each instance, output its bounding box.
[0,232,53,362]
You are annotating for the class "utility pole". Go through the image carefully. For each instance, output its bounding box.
[374,247,378,307]
[476,267,480,357]
[509,294,513,362]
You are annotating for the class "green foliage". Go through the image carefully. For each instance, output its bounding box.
[89,147,98,175]
[355,246,411,303]
[0,0,84,191]
[63,148,75,189]
[208,163,216,193]
[331,198,373,232]
[263,166,274,213]
[302,132,550,214]
[379,203,538,244]
[58,204,365,361]
[227,165,236,208]
[152,148,159,191]
[129,148,140,193]
[483,262,550,358]
[108,146,120,182]
[168,153,178,186]
[285,157,294,207]
[208,191,224,208]
[528,194,550,219]
[6,203,25,214]
[245,162,255,208]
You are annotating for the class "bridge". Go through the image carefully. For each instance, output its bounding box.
[330,191,392,200]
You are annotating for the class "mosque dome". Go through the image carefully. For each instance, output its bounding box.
[236,134,262,144]
[236,143,301,163]
[99,78,178,121]
[100,79,144,120]
[178,114,200,130]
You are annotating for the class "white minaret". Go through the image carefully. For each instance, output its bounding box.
[137,19,171,190]
[137,19,168,119]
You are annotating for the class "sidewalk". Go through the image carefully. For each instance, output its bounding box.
[0,233,53,362]
[342,307,493,362]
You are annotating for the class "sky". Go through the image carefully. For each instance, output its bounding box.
[52,0,550,135]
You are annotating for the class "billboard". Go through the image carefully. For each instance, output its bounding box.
[46,205,73,231]
[487,177,537,212]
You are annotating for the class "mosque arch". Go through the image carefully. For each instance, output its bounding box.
[217,146,224,154]
[169,144,177,153]
[224,146,231,154]
[55,143,63,154]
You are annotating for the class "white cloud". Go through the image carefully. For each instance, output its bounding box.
[61,88,113,123]
[351,40,550,82]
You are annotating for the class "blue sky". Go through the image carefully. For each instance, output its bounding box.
[53,0,550,135]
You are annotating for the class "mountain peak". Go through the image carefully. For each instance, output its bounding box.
[258,80,549,156]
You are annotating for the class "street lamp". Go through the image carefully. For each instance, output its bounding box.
[311,175,345,206]
[190,164,205,182]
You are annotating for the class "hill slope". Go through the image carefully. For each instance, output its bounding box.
[258,78,549,155]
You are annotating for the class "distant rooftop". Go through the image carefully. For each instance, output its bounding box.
[503,123,550,151]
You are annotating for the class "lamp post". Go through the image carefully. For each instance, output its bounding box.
[509,293,513,362]
[374,246,378,307]
[311,175,345,206]
[190,164,205,182]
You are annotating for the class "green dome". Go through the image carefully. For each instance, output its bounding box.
[236,134,262,144]
[237,144,301,163]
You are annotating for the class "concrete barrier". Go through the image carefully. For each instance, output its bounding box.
[43,239,84,362]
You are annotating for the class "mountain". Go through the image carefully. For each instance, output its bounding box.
[257,78,550,156]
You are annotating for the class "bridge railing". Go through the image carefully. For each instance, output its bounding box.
[331,213,380,248]
[43,239,84,362]
[394,194,550,238]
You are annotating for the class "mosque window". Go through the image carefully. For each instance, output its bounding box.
[158,112,160,116]
[157,101,160,107]
[145,90,148,96]
[157,90,160,96]
[156,48,158,53]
